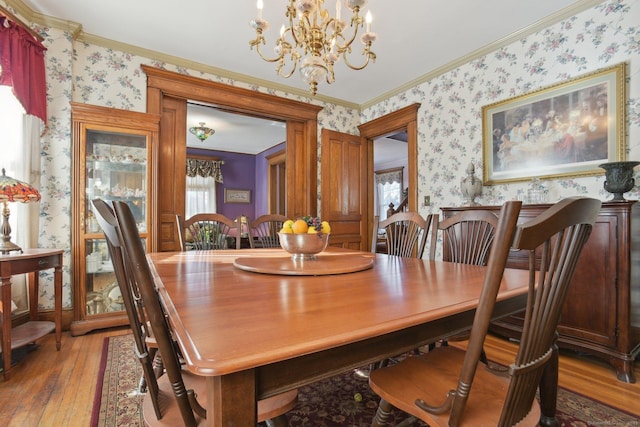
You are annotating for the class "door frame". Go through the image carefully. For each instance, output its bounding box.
[142,66,322,251]
[358,103,420,251]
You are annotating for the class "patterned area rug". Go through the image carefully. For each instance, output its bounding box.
[91,334,640,426]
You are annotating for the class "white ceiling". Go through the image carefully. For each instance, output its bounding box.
[187,103,407,166]
[186,103,286,154]
[16,0,592,160]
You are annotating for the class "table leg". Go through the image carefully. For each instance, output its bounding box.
[28,271,38,321]
[206,370,256,426]
[1,275,11,379]
[538,343,559,427]
[54,263,62,350]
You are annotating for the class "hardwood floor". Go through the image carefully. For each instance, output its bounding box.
[0,328,638,426]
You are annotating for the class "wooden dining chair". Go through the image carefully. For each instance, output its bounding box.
[428,208,500,362]
[113,201,298,427]
[368,197,601,427]
[429,209,499,264]
[176,213,240,251]
[91,199,163,418]
[371,211,434,259]
[360,211,434,378]
[247,214,288,248]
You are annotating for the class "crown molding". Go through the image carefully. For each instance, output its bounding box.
[5,0,604,112]
[359,0,604,110]
[79,34,359,110]
[4,0,82,38]
[4,0,358,110]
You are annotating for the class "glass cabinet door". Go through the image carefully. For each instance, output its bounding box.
[83,131,149,317]
[85,130,148,235]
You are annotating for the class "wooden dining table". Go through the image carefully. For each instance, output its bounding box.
[147,247,557,426]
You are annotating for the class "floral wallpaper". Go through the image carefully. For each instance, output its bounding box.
[362,0,640,219]
[5,0,639,311]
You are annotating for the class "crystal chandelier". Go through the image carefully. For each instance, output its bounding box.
[249,0,377,95]
[189,122,215,141]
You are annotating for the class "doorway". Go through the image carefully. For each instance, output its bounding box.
[142,66,322,251]
[358,103,420,250]
[186,102,287,218]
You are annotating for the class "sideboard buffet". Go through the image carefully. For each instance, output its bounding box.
[441,201,640,383]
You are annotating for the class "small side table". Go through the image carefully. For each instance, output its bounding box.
[0,249,63,379]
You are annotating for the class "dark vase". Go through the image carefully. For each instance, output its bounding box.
[599,161,640,201]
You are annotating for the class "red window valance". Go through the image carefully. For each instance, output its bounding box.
[0,16,47,122]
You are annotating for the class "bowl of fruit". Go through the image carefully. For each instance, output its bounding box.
[278,216,331,260]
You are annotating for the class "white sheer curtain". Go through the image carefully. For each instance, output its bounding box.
[375,167,403,221]
[185,158,224,218]
[0,86,42,312]
[186,175,217,218]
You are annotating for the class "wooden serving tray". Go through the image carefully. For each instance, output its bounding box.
[233,253,375,276]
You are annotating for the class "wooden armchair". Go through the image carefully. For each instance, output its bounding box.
[247,214,288,248]
[368,197,600,427]
[372,212,434,259]
[176,213,240,251]
[113,201,298,427]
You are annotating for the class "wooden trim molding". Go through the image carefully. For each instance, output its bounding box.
[358,103,420,250]
[142,66,323,251]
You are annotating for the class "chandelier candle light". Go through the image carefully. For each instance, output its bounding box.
[250,0,377,95]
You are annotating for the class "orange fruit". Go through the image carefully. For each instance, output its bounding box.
[291,219,309,234]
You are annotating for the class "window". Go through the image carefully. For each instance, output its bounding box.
[186,175,218,218]
[0,86,28,312]
[185,157,224,217]
[375,167,403,221]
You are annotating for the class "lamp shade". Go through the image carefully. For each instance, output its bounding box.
[0,168,41,203]
[189,122,215,141]
[0,168,40,253]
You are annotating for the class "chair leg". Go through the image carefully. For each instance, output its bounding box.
[480,347,488,365]
[152,350,164,378]
[372,398,394,427]
[138,374,148,393]
[264,414,289,427]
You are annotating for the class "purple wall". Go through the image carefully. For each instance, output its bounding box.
[187,148,255,220]
[188,145,285,221]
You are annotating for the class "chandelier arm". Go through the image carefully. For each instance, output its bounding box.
[286,2,302,47]
[341,47,376,71]
[276,52,299,78]
[334,18,363,51]
[253,41,287,63]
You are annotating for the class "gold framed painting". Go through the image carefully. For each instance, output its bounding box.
[482,63,626,185]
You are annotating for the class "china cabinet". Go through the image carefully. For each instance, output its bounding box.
[441,201,640,383]
[70,102,159,336]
